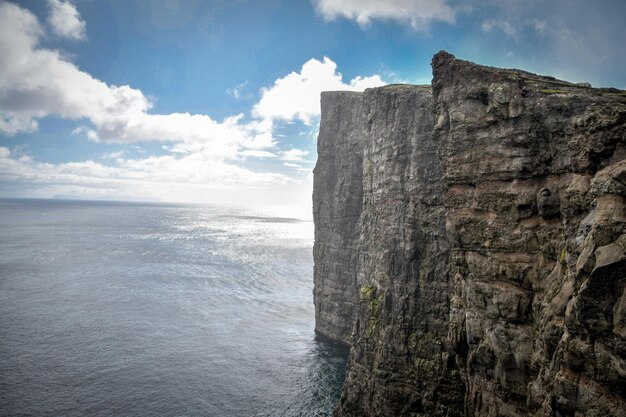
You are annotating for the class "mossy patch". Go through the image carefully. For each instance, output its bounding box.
[360,285,376,299]
[360,285,382,337]
[360,285,381,318]
[560,247,567,265]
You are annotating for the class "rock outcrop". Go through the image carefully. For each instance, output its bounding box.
[313,52,626,417]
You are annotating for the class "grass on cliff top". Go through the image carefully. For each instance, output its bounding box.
[540,89,570,94]
[539,88,626,97]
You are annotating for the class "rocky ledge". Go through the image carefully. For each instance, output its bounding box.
[313,51,626,417]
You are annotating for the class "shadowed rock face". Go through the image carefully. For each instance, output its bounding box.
[313,91,364,344]
[313,51,626,417]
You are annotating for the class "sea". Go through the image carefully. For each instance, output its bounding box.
[0,198,349,417]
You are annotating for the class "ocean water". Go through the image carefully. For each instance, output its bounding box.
[0,198,349,417]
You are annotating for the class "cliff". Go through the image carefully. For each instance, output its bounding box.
[313,52,626,417]
[313,91,364,344]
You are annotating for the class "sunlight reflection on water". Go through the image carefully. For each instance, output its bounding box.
[0,198,347,417]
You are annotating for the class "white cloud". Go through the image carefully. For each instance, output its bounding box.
[0,2,270,160]
[313,0,456,30]
[102,150,124,159]
[481,19,518,40]
[283,162,312,174]
[532,19,547,35]
[473,0,626,88]
[47,0,86,41]
[253,57,385,124]
[0,2,387,207]
[480,17,547,41]
[227,81,249,100]
[0,146,295,205]
[281,149,309,162]
[283,162,302,168]
[240,150,277,158]
[0,2,385,145]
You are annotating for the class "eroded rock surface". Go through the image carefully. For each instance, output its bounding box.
[313,52,626,416]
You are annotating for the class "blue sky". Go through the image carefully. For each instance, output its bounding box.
[1,0,625,213]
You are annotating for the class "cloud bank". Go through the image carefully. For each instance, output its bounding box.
[0,1,261,162]
[0,1,385,208]
[473,0,626,87]
[0,146,294,205]
[313,0,456,29]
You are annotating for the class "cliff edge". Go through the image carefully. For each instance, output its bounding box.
[313,51,626,417]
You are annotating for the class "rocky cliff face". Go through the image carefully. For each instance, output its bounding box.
[313,52,626,417]
[313,91,364,344]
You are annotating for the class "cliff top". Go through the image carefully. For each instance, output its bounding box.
[432,50,626,101]
[322,52,626,104]
[321,91,363,96]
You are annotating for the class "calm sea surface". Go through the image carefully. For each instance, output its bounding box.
[0,198,348,417]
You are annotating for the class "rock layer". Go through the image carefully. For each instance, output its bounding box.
[313,52,626,416]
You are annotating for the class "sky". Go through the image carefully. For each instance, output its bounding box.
[0,0,625,215]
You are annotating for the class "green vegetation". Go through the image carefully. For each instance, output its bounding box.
[361,285,382,337]
[560,247,567,265]
[370,296,381,318]
[361,285,381,319]
[360,285,376,299]
[540,89,569,94]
